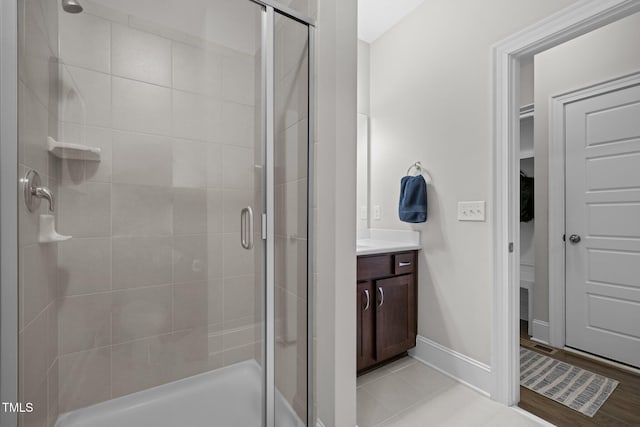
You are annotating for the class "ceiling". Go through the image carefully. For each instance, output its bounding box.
[358,0,426,43]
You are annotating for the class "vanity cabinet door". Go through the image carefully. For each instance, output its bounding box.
[357,281,376,371]
[375,274,417,362]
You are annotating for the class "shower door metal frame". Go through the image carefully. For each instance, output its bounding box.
[262,7,276,427]
[0,0,19,426]
[306,23,316,427]
[253,0,316,26]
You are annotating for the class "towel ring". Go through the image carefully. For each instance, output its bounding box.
[406,161,432,184]
[406,161,423,176]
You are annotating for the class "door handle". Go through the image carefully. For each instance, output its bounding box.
[363,289,370,311]
[240,207,254,250]
[377,286,384,307]
[569,234,581,244]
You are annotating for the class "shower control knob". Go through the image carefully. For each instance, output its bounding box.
[569,234,581,244]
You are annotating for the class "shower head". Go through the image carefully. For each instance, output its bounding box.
[62,0,83,13]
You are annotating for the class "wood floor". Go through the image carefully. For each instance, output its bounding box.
[518,320,640,426]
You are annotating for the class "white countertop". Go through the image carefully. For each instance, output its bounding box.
[356,239,422,255]
[356,229,421,255]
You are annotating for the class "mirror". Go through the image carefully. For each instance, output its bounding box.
[357,113,369,231]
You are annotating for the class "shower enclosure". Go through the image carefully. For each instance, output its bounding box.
[6,0,314,425]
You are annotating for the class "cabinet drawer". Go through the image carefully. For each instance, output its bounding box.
[357,255,392,281]
[393,252,415,275]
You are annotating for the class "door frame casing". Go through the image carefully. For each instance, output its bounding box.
[491,0,640,406]
[548,71,640,349]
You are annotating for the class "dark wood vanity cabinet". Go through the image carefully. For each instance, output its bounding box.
[357,251,417,373]
[357,281,376,370]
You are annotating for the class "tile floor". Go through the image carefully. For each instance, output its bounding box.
[357,356,550,427]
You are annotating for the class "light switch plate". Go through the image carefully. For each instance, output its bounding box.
[360,206,368,220]
[457,201,486,221]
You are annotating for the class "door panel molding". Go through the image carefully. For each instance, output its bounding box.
[548,71,640,350]
[374,274,416,361]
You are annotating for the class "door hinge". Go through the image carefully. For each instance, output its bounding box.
[261,213,267,240]
[508,242,514,253]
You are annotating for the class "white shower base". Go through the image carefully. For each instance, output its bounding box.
[55,360,304,427]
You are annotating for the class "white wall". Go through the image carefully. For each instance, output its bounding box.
[533,11,640,323]
[357,40,370,115]
[357,40,370,231]
[316,0,357,426]
[368,0,576,365]
[520,58,534,107]
[357,114,369,231]
[519,58,535,279]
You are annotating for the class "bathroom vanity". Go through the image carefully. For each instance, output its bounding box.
[356,230,420,373]
[357,250,418,373]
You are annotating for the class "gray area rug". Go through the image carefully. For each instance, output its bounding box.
[520,347,619,417]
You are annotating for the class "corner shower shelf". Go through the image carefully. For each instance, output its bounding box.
[47,136,101,161]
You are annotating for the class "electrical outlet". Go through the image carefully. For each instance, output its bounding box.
[373,205,382,220]
[457,201,486,221]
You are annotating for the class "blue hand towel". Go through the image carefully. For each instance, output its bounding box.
[399,175,427,223]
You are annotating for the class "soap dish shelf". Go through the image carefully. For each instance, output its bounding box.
[38,214,71,243]
[47,136,101,161]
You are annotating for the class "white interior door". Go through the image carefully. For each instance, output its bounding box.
[565,81,640,368]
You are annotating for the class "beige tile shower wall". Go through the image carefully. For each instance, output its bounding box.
[274,14,309,422]
[17,0,60,425]
[279,0,318,19]
[55,6,261,413]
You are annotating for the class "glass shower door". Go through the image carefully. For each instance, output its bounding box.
[17,0,269,425]
[272,10,311,427]
[16,0,313,425]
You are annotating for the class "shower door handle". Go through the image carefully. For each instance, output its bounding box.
[240,207,254,250]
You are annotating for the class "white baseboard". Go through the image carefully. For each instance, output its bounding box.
[512,407,556,427]
[531,319,550,345]
[408,335,492,397]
